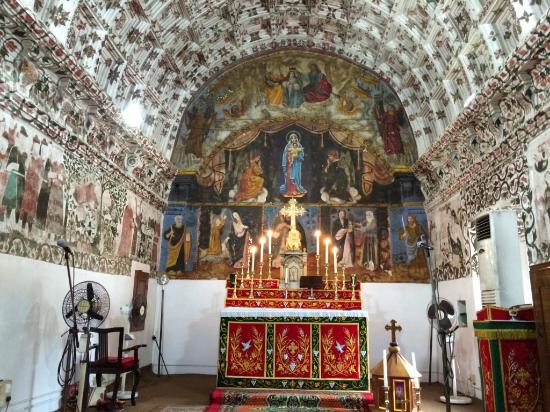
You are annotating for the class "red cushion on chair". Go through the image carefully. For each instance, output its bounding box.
[105,356,136,369]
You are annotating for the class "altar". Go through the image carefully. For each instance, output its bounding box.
[211,198,372,408]
[216,307,369,391]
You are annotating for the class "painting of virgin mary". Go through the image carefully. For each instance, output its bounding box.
[279,131,307,198]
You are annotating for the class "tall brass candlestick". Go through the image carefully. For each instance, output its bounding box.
[258,260,264,288]
[267,253,272,280]
[324,263,329,289]
[232,275,237,298]
[240,264,245,288]
[334,269,339,301]
[351,274,357,301]
[341,266,346,290]
[414,386,422,411]
[315,254,320,275]
[383,386,390,412]
[249,269,254,298]
[246,255,251,280]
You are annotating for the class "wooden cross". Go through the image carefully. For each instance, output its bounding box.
[385,319,402,346]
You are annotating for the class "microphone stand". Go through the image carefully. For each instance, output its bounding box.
[420,240,451,412]
[61,248,78,412]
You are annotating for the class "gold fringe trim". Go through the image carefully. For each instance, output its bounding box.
[474,329,536,340]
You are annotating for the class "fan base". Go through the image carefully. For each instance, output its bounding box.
[106,391,138,401]
[439,395,472,404]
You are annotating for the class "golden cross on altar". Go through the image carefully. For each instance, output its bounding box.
[281,198,305,252]
[385,319,402,346]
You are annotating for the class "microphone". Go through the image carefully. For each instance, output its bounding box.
[56,239,73,255]
[416,234,434,250]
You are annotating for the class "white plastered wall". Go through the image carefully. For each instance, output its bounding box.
[0,255,157,412]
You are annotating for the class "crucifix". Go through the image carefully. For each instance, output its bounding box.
[385,319,402,347]
[281,198,305,252]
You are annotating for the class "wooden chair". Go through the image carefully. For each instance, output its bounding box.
[82,327,146,411]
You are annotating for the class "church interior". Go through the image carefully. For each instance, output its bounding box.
[0,0,549,411]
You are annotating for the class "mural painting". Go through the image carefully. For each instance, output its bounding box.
[388,206,429,282]
[172,50,417,171]
[0,112,162,275]
[183,124,419,206]
[161,50,427,282]
[319,207,396,281]
[527,130,550,259]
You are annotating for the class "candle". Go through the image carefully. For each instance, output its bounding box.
[259,237,265,262]
[314,230,321,255]
[285,267,289,284]
[324,238,330,264]
[412,352,419,387]
[251,246,257,273]
[383,349,388,387]
[332,246,338,273]
[267,229,273,254]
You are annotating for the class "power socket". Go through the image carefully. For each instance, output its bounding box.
[0,379,12,407]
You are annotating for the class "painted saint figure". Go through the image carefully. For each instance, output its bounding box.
[283,68,304,108]
[331,210,355,268]
[226,212,250,268]
[303,63,332,103]
[20,136,44,232]
[280,132,307,197]
[205,211,226,256]
[164,215,191,273]
[356,210,378,270]
[375,104,404,155]
[2,128,27,223]
[399,214,426,266]
[234,153,265,202]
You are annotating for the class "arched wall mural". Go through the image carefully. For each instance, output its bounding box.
[162,50,429,283]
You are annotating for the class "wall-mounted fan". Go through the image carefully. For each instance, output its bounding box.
[129,295,147,331]
[62,281,110,329]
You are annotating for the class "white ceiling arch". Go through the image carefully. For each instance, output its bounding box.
[10,0,550,163]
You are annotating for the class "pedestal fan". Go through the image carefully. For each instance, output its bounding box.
[426,299,472,405]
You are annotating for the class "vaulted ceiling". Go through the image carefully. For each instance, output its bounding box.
[6,0,550,165]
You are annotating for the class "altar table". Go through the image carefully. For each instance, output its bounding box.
[216,308,370,392]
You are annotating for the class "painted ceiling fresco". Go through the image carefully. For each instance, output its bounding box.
[2,0,548,170]
[172,50,416,170]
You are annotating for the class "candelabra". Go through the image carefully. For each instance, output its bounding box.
[351,274,357,301]
[258,260,264,288]
[341,266,346,290]
[267,253,272,279]
[383,386,390,412]
[239,264,245,288]
[246,257,251,280]
[315,253,320,275]
[232,275,237,298]
[414,385,422,411]
[324,262,330,289]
